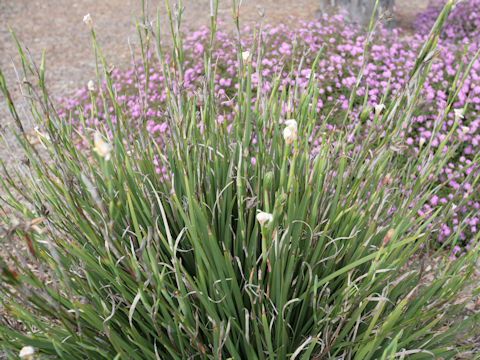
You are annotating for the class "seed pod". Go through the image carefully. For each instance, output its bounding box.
[359,106,373,122]
[383,229,395,246]
[256,115,263,128]
[382,173,393,186]
[264,171,274,190]
[277,192,288,204]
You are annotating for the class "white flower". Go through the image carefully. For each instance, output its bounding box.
[284,119,298,130]
[256,211,273,226]
[461,126,470,134]
[83,13,93,28]
[215,115,225,128]
[93,132,113,160]
[34,126,50,141]
[419,137,426,147]
[375,104,386,116]
[454,108,464,120]
[283,119,298,145]
[33,126,51,149]
[19,346,35,360]
[87,80,95,91]
[242,51,250,62]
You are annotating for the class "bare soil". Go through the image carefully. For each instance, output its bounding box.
[0,0,429,164]
[0,0,429,101]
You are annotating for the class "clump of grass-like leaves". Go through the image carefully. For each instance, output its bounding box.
[0,0,479,358]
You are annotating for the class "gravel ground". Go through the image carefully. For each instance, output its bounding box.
[0,0,344,164]
[0,0,429,100]
[0,0,429,163]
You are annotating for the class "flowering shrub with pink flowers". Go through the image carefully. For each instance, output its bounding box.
[413,0,480,43]
[1,1,480,359]
[58,7,480,256]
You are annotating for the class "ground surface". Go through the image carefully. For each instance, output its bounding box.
[0,0,429,164]
[0,0,429,101]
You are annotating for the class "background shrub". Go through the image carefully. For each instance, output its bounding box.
[59,4,480,255]
[413,0,480,43]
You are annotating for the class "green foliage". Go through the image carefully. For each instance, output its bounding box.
[0,0,479,359]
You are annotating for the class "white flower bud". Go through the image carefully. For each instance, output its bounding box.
[215,117,224,128]
[87,80,95,91]
[461,126,469,134]
[32,126,51,149]
[419,138,426,147]
[83,14,93,28]
[375,104,386,116]
[93,132,113,160]
[34,126,51,141]
[19,346,35,360]
[283,119,298,145]
[454,108,464,120]
[256,211,273,226]
[242,51,250,62]
[285,101,293,114]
